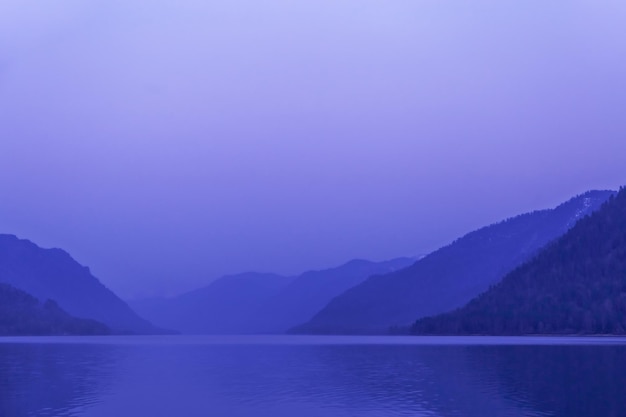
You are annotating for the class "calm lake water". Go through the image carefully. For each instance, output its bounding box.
[1,335,626,417]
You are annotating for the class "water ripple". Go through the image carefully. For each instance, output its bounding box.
[2,336,626,417]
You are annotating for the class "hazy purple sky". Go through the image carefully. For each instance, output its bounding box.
[1,1,625,298]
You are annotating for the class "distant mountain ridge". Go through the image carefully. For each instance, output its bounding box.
[131,272,293,334]
[247,257,416,333]
[412,187,626,335]
[291,190,615,334]
[131,257,415,334]
[0,234,162,334]
[0,282,110,335]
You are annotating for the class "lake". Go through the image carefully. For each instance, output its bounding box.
[1,335,625,417]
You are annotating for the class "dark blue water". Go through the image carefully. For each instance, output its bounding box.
[1,336,626,417]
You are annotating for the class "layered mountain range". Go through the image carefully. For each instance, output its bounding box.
[131,257,415,334]
[131,272,293,334]
[0,234,162,334]
[413,187,626,335]
[1,188,620,337]
[291,190,614,334]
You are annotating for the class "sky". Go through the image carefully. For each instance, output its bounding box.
[1,0,625,298]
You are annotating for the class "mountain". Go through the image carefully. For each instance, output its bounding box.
[0,282,110,335]
[291,190,615,334]
[131,257,415,334]
[412,187,626,335]
[246,257,416,333]
[0,234,161,334]
[131,272,293,334]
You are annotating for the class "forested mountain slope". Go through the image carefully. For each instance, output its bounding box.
[293,190,614,334]
[413,188,626,335]
[0,235,161,334]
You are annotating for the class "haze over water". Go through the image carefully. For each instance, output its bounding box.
[1,336,625,417]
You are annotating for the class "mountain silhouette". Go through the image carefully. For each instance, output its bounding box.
[413,187,626,335]
[292,190,614,334]
[0,234,162,334]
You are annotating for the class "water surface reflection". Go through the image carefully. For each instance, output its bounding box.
[1,336,625,417]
